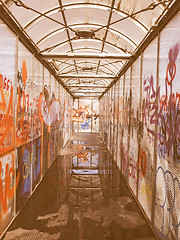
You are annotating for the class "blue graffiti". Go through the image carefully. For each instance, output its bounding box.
[155,166,180,239]
[20,148,31,198]
[80,118,90,130]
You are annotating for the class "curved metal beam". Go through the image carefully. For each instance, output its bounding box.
[41,53,133,60]
[56,59,122,75]
[57,74,116,79]
[40,38,131,54]
[23,3,147,33]
[36,23,137,49]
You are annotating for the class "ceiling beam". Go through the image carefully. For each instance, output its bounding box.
[67,85,107,88]
[72,91,104,93]
[58,74,116,79]
[73,96,99,99]
[41,53,133,60]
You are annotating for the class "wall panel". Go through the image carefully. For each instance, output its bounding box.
[99,11,180,240]
[0,20,73,237]
[154,12,180,240]
[129,56,141,196]
[0,20,16,155]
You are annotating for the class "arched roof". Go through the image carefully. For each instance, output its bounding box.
[2,0,174,98]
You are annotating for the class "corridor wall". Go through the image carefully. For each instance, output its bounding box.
[99,12,180,240]
[0,19,72,236]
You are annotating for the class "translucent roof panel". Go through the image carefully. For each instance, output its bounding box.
[2,0,175,98]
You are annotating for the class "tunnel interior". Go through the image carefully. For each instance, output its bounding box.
[0,0,179,239]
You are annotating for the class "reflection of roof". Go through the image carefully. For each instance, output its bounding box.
[1,0,176,98]
[67,174,103,206]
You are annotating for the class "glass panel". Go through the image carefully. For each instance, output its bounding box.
[92,100,99,133]
[107,90,111,151]
[109,86,114,154]
[0,151,16,234]
[73,99,79,133]
[154,12,180,240]
[32,58,43,189]
[41,67,50,175]
[17,42,33,146]
[128,56,141,195]
[78,99,91,133]
[117,76,123,170]
[139,37,158,220]
[50,76,56,166]
[0,20,16,155]
[16,142,32,211]
[121,69,131,180]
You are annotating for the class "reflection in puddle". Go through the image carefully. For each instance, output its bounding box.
[4,228,61,240]
[4,133,156,240]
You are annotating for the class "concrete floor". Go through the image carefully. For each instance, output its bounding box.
[3,133,156,240]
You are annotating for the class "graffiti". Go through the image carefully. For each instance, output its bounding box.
[23,152,35,180]
[0,73,14,154]
[17,144,32,201]
[73,107,89,123]
[140,183,152,204]
[73,152,89,163]
[0,153,20,219]
[38,85,64,127]
[80,118,90,130]
[16,60,41,146]
[32,138,41,189]
[129,153,137,181]
[158,44,180,162]
[155,166,180,239]
[142,74,159,140]
[143,44,180,163]
[120,142,129,176]
[92,110,99,129]
[138,147,147,178]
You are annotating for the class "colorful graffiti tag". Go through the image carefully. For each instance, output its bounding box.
[155,166,180,239]
[143,44,180,164]
[73,107,89,123]
[0,73,14,154]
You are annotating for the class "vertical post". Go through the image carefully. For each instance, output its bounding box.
[31,54,35,194]
[72,98,74,134]
[126,66,133,184]
[120,74,126,171]
[151,32,160,226]
[91,99,93,133]
[113,84,116,160]
[41,66,44,180]
[78,98,79,133]
[137,52,143,199]
[116,80,120,165]
[14,35,18,217]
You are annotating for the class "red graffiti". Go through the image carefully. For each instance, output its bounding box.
[0,73,14,154]
[73,107,89,123]
[138,147,146,177]
[129,155,137,180]
[0,153,20,219]
[73,152,89,163]
[160,92,180,111]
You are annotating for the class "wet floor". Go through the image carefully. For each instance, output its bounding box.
[3,133,156,240]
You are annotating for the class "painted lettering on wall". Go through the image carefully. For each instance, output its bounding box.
[73,107,89,123]
[0,73,14,154]
[142,44,180,164]
[0,153,20,220]
[155,166,180,239]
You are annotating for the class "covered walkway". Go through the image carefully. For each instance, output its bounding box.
[0,0,180,239]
